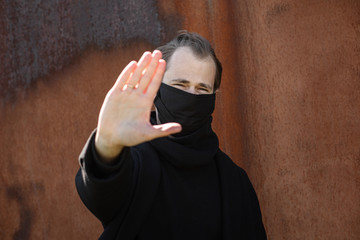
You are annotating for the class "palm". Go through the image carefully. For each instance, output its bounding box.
[95,51,181,159]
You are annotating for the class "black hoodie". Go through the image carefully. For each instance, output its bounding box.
[75,111,266,239]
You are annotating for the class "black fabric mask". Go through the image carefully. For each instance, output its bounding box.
[154,83,216,136]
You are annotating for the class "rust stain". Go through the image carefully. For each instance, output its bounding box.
[266,2,290,25]
[0,0,181,105]
[10,201,33,240]
[6,183,44,240]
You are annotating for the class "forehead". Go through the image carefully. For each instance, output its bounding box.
[164,47,216,88]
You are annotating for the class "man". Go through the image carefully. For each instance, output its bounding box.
[76,31,267,239]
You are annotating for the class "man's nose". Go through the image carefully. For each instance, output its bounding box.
[187,87,197,95]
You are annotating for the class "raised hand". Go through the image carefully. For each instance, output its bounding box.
[94,50,182,163]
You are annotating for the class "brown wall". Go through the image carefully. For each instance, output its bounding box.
[1,0,359,239]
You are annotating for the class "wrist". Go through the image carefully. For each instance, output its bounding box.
[94,132,124,163]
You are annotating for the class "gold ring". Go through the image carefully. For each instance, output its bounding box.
[127,84,135,89]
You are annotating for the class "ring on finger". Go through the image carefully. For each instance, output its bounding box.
[127,84,135,89]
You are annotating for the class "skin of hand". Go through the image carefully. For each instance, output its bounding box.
[94,50,182,163]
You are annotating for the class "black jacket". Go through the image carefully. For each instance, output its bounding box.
[76,127,267,240]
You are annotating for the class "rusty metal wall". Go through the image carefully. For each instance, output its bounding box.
[1,0,359,239]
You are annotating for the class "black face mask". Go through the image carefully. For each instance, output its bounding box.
[154,83,216,136]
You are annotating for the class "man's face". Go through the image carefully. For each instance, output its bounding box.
[162,47,216,95]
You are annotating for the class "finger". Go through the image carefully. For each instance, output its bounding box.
[148,123,182,140]
[113,61,137,90]
[138,50,162,92]
[126,51,152,89]
[146,59,166,97]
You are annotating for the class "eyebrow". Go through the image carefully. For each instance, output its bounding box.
[170,79,213,91]
[171,79,190,85]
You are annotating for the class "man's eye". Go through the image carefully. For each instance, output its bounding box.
[199,88,209,92]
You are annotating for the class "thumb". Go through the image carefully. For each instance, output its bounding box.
[148,123,182,139]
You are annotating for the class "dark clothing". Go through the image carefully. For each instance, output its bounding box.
[76,116,266,239]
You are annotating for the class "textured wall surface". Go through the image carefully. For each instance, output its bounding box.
[1,0,359,239]
[230,1,360,238]
[0,0,175,105]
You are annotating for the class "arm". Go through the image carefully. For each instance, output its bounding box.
[239,168,267,239]
[75,50,181,224]
[75,130,134,225]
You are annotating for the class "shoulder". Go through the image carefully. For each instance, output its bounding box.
[215,149,250,181]
[215,149,244,171]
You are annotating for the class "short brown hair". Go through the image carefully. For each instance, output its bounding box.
[157,31,222,91]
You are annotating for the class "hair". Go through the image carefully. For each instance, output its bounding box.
[156,31,222,91]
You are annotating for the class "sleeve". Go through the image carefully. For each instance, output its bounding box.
[75,130,135,226]
[238,168,267,239]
